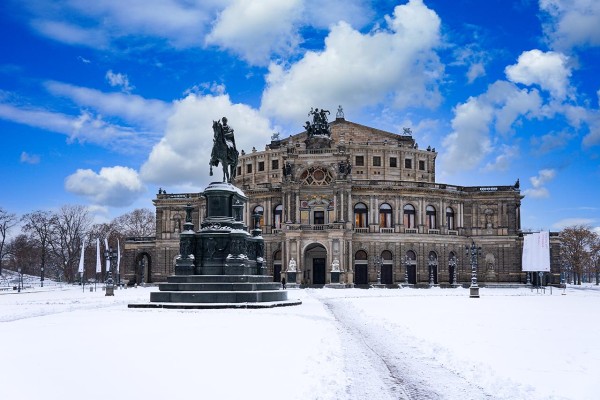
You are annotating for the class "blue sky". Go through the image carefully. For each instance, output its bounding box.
[0,0,599,232]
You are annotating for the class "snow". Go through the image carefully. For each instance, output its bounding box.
[1,283,598,400]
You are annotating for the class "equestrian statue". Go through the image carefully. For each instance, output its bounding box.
[210,117,239,183]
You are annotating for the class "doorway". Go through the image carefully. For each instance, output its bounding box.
[313,258,326,284]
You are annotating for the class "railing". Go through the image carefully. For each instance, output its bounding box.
[380,228,394,233]
[404,228,418,234]
[354,227,368,233]
[285,223,344,231]
[447,230,458,236]
[126,236,156,242]
[428,229,440,234]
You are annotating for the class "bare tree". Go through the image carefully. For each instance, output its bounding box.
[0,207,19,275]
[112,208,156,237]
[21,211,53,281]
[590,232,600,285]
[6,234,39,276]
[560,225,595,285]
[49,205,92,282]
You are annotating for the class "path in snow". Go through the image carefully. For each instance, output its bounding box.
[315,292,496,400]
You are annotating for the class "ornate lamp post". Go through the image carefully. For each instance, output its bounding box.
[40,266,44,288]
[104,247,117,296]
[402,255,409,285]
[139,258,145,286]
[428,254,435,286]
[17,267,22,292]
[465,241,481,298]
[449,255,458,286]
[373,255,382,285]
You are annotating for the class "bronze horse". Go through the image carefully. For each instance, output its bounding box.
[210,118,238,183]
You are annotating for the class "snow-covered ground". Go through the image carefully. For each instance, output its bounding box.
[1,282,598,400]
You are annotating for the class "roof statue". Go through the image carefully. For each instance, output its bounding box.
[210,117,239,183]
[303,107,333,149]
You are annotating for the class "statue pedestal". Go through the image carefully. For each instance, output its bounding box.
[175,258,195,275]
[287,272,297,284]
[331,271,340,283]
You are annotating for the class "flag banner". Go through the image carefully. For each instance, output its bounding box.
[96,238,101,273]
[522,231,550,272]
[105,238,110,272]
[78,238,86,273]
[117,239,121,274]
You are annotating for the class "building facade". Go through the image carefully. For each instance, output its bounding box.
[123,111,561,286]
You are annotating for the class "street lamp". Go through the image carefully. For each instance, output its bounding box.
[465,240,481,298]
[40,266,44,288]
[428,254,436,286]
[104,247,117,296]
[402,255,409,285]
[139,258,145,286]
[373,256,382,285]
[449,255,458,286]
[17,267,21,292]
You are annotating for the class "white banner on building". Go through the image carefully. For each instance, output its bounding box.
[522,231,550,272]
[78,239,86,274]
[96,238,101,273]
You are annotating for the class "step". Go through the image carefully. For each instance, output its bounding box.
[150,290,288,304]
[158,282,282,292]
[167,275,273,284]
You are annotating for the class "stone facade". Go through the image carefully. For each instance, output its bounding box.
[124,116,561,286]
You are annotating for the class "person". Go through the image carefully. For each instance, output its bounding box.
[281,276,286,289]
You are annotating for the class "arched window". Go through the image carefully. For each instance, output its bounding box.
[446,207,455,230]
[379,203,392,228]
[273,204,283,229]
[355,250,368,260]
[381,250,393,261]
[406,250,416,262]
[354,203,368,228]
[426,205,437,229]
[403,204,415,228]
[253,205,264,229]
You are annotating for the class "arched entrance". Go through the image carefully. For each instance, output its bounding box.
[406,250,417,284]
[135,252,152,285]
[381,250,393,284]
[304,243,327,285]
[273,250,282,283]
[354,250,368,285]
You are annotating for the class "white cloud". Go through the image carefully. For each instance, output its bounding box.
[206,0,303,65]
[551,217,596,230]
[25,0,221,49]
[45,80,171,134]
[441,96,493,173]
[540,0,600,51]
[0,103,154,152]
[467,63,486,84]
[140,93,274,188]
[260,0,443,123]
[65,166,146,207]
[531,130,575,154]
[483,144,519,172]
[523,169,556,198]
[505,49,571,100]
[20,151,41,164]
[105,70,134,93]
[440,81,541,173]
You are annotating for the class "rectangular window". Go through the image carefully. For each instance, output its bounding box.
[246,164,253,173]
[237,166,242,176]
[390,157,397,167]
[271,159,279,170]
[405,158,412,169]
[314,211,325,225]
[355,156,364,166]
[258,161,265,171]
[419,160,425,171]
[373,156,381,167]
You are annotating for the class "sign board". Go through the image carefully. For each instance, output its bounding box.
[522,231,550,272]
